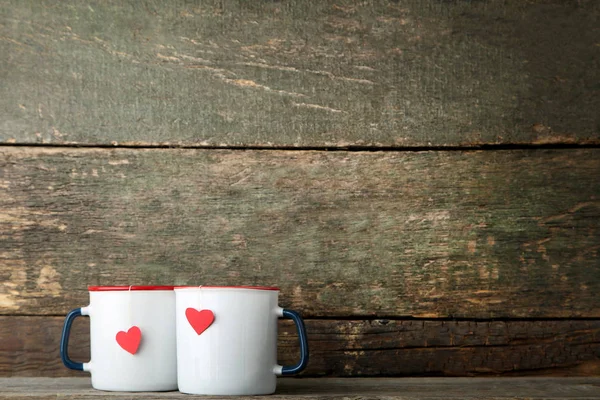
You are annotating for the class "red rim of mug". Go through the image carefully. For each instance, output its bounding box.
[88,286,175,291]
[174,285,280,291]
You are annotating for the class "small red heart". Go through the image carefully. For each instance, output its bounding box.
[116,326,142,355]
[185,308,215,335]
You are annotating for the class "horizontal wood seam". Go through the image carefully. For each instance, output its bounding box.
[324,342,600,352]
[1,142,599,152]
[3,314,600,322]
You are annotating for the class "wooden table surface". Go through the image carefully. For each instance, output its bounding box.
[1,377,600,399]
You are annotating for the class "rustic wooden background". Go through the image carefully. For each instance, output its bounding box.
[1,0,599,377]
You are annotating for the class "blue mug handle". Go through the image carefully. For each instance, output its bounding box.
[281,309,309,375]
[60,308,87,371]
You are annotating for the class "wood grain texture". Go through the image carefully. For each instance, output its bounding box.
[2,317,600,377]
[2,377,600,399]
[1,147,599,318]
[1,0,598,147]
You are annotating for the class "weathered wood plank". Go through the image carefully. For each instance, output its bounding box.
[1,147,599,317]
[2,317,600,377]
[1,0,598,147]
[2,377,600,399]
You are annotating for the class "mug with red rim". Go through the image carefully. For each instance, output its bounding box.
[175,285,309,395]
[60,286,178,392]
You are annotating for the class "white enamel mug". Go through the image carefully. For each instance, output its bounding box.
[60,286,178,392]
[175,286,309,395]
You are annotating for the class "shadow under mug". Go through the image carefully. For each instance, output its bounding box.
[60,286,177,392]
[175,286,309,395]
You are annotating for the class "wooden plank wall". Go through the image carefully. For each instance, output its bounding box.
[1,0,599,377]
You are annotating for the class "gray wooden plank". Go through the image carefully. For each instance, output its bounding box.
[1,147,599,318]
[1,0,598,147]
[2,316,600,377]
[1,377,600,399]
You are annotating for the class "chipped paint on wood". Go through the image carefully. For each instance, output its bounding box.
[1,147,599,318]
[0,0,598,146]
[2,316,600,377]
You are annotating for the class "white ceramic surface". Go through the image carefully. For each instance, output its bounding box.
[175,287,287,395]
[62,287,177,392]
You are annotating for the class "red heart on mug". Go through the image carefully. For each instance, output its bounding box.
[116,326,142,355]
[185,308,215,335]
